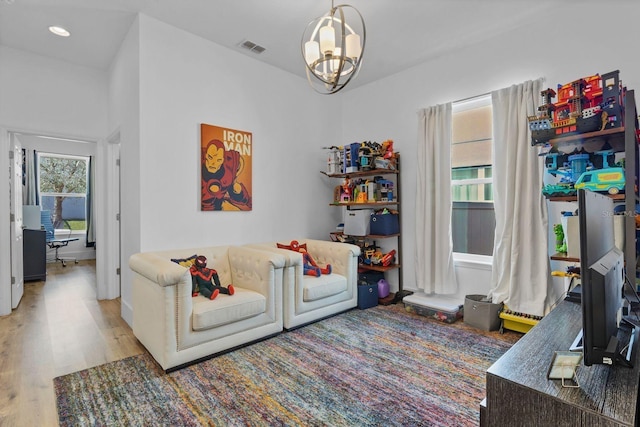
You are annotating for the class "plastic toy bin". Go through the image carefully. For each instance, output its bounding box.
[404,294,463,323]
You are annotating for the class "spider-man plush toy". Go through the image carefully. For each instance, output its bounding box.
[189,255,235,300]
[277,240,332,277]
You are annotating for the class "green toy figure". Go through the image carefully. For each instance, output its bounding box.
[189,255,235,300]
[553,224,567,254]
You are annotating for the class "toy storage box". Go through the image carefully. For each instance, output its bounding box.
[358,284,379,309]
[344,209,373,236]
[464,294,502,331]
[370,213,400,235]
[403,294,463,323]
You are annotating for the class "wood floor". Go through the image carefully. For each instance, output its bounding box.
[0,260,145,426]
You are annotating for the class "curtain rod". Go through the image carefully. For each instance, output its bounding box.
[453,77,546,105]
[453,92,490,105]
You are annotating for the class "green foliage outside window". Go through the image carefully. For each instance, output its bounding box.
[39,156,87,229]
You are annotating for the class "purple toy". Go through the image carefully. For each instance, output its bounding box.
[377,279,390,298]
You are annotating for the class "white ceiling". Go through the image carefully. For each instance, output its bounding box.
[0,0,621,90]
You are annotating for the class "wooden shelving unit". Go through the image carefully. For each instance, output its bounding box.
[550,252,580,263]
[323,154,404,300]
[547,91,639,282]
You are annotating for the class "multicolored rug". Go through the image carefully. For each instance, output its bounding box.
[54,305,520,426]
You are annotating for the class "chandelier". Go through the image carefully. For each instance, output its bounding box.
[301,1,366,94]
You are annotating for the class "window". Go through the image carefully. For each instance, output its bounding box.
[451,95,495,256]
[38,153,88,232]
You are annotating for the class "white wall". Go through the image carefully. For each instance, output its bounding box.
[114,15,342,323]
[0,46,108,138]
[341,3,640,304]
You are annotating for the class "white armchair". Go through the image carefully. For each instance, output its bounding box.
[129,245,285,371]
[249,239,360,329]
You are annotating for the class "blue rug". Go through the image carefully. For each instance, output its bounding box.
[54,304,520,426]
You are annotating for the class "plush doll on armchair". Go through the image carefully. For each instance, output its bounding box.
[189,255,235,300]
[277,240,332,277]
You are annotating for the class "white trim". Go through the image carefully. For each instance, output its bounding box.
[0,125,100,145]
[451,177,493,186]
[0,128,11,315]
[1,126,109,313]
[453,252,492,270]
[96,130,121,300]
[452,93,491,112]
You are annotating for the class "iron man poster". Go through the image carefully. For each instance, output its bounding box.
[200,124,252,211]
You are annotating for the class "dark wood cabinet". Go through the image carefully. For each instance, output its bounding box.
[23,229,46,281]
[483,301,640,426]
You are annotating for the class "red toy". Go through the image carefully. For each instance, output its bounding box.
[277,240,332,277]
[380,249,396,267]
[381,139,394,159]
[189,255,235,300]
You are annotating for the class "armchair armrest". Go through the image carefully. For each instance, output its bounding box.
[129,252,189,287]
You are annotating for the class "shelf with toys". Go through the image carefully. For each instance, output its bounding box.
[528,70,639,285]
[329,231,401,272]
[321,140,407,304]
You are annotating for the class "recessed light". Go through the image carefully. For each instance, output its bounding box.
[49,26,71,37]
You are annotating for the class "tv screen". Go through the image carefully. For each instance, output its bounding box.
[577,189,628,366]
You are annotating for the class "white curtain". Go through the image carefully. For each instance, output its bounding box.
[85,156,96,247]
[23,149,38,205]
[488,78,551,317]
[415,104,458,294]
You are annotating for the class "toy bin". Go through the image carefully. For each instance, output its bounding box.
[369,213,399,235]
[358,284,379,309]
[403,294,463,323]
[464,294,502,331]
[344,209,373,236]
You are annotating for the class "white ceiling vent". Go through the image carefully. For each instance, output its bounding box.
[238,40,266,54]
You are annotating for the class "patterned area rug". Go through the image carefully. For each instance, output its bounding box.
[54,305,520,426]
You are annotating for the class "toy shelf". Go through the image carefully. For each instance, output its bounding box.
[358,264,401,273]
[330,201,399,207]
[544,89,639,285]
[330,231,400,239]
[539,127,627,147]
[547,193,626,202]
[550,253,580,263]
[321,169,398,179]
[323,153,404,301]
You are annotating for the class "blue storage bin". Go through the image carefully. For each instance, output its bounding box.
[370,213,399,235]
[358,284,378,309]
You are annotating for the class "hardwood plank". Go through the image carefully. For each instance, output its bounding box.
[0,260,145,426]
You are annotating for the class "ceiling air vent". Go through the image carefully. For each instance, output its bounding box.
[239,40,266,54]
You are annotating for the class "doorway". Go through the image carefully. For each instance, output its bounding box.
[1,130,120,315]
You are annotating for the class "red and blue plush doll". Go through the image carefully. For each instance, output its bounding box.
[189,255,235,300]
[277,240,332,277]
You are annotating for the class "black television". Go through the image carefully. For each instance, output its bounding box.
[572,189,635,367]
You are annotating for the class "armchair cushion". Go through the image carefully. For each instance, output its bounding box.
[303,275,347,302]
[192,289,266,331]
